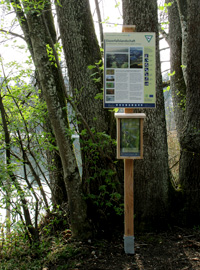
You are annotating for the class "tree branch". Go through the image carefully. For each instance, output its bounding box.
[160,46,170,52]
[158,23,170,45]
[10,0,34,58]
[0,28,25,41]
[94,0,104,48]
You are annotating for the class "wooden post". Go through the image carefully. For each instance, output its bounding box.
[123,25,135,254]
[123,109,135,254]
[124,159,134,236]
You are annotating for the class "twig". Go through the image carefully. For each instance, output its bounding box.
[0,28,25,41]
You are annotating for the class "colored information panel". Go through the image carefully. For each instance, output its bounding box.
[104,32,156,108]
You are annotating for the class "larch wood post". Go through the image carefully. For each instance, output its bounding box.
[123,25,135,254]
[124,106,134,237]
[124,108,135,254]
[124,158,134,236]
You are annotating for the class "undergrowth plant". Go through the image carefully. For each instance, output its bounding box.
[79,127,124,219]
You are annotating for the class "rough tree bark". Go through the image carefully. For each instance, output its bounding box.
[45,117,67,207]
[10,0,68,208]
[56,0,113,134]
[56,0,123,234]
[166,0,186,140]
[122,0,170,229]
[11,0,91,238]
[166,0,200,224]
[178,0,200,224]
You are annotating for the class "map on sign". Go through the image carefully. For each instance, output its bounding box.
[103,32,156,108]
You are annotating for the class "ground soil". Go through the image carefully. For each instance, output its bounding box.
[69,227,200,270]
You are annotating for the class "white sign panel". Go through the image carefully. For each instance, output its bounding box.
[104,32,156,108]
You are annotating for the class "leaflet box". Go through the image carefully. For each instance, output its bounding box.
[115,113,146,159]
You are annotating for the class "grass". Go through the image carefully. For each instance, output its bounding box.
[0,230,85,270]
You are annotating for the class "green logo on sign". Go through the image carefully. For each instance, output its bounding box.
[145,35,153,43]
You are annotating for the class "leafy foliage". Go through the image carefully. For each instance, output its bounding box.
[80,128,123,219]
[0,56,57,240]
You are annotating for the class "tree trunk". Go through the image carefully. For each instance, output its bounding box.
[94,0,104,48]
[176,0,188,84]
[122,0,170,229]
[11,0,68,208]
[0,91,39,241]
[56,0,123,234]
[179,0,200,224]
[166,0,186,140]
[45,117,68,207]
[27,13,91,238]
[11,1,91,238]
[56,0,113,134]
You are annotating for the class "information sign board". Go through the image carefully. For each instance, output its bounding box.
[104,32,156,108]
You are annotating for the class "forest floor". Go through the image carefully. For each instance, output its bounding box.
[2,226,200,269]
[55,227,200,270]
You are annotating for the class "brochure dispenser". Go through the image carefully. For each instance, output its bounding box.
[115,113,146,159]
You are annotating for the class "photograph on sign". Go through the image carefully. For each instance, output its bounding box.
[104,32,156,108]
[130,47,143,68]
[120,118,140,157]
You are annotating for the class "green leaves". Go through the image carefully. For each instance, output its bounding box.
[46,43,62,67]
[181,64,186,69]
[163,86,170,93]
[168,70,176,77]
[80,128,122,216]
[0,58,56,241]
[101,16,110,24]
[46,44,57,67]
[115,2,120,8]
[88,59,103,86]
[158,2,173,13]
[94,92,103,100]
[88,65,96,70]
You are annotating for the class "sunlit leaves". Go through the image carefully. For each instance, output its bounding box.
[115,2,120,8]
[158,2,173,13]
[0,58,53,228]
[168,70,175,77]
[46,43,62,67]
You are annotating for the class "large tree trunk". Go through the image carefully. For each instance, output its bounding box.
[166,0,200,225]
[34,71,68,208]
[11,0,68,208]
[46,120,67,207]
[56,0,110,133]
[11,0,91,238]
[56,0,123,234]
[166,0,186,140]
[122,0,170,229]
[179,0,200,224]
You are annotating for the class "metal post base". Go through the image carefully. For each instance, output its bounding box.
[124,235,135,254]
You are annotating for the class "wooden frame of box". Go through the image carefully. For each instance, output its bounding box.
[115,113,146,159]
